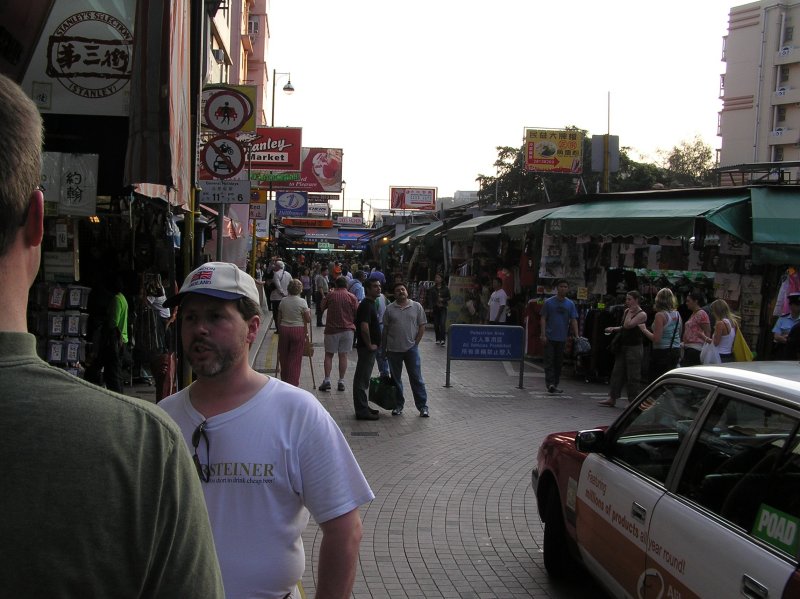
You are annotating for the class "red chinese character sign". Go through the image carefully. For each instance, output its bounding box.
[524,128,584,174]
[390,187,437,211]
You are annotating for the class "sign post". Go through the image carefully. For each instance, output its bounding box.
[445,325,525,389]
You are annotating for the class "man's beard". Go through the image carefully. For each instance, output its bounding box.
[187,340,241,378]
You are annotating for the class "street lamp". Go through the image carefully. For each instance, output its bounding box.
[251,69,295,277]
[271,70,294,125]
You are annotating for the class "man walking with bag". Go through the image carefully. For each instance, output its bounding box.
[383,282,430,417]
[540,279,579,394]
[352,278,383,420]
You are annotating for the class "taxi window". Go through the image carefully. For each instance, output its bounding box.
[675,394,800,555]
[610,383,709,484]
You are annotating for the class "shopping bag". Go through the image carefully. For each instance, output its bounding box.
[607,330,622,354]
[700,342,721,365]
[303,336,314,357]
[369,376,399,410]
[573,336,591,355]
[732,327,753,362]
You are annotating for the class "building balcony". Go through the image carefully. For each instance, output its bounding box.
[772,86,800,105]
[775,45,800,65]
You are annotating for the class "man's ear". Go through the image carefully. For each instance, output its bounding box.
[246,314,261,343]
[24,189,44,247]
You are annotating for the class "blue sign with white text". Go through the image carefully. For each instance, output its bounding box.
[276,191,308,217]
[448,325,524,361]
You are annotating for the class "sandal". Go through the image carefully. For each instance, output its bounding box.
[597,399,617,407]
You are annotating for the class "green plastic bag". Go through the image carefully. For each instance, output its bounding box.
[369,376,399,410]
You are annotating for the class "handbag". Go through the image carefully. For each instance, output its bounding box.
[369,376,399,410]
[732,327,753,362]
[700,341,721,365]
[303,335,314,357]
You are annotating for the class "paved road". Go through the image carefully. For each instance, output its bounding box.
[250,321,620,598]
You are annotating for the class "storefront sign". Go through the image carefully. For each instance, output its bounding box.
[524,128,584,174]
[250,171,302,182]
[390,187,437,211]
[245,127,302,171]
[42,151,99,216]
[249,203,266,219]
[276,191,308,217]
[22,0,136,116]
[282,218,333,228]
[307,203,328,217]
[337,216,362,225]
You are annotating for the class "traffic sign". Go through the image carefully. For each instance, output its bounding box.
[199,179,250,204]
[204,89,253,134]
[201,136,245,179]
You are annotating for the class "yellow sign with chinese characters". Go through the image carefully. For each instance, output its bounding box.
[524,128,584,174]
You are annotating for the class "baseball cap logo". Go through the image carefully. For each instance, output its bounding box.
[191,269,214,283]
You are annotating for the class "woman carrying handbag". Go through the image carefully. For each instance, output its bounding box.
[277,279,311,387]
[598,291,647,407]
[639,288,682,382]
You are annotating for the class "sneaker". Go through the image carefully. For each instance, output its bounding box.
[419,407,429,417]
[547,385,556,393]
[391,407,403,416]
[337,381,346,391]
[318,381,331,391]
[551,387,564,394]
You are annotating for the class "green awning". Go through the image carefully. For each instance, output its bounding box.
[501,207,557,240]
[447,213,515,242]
[750,187,800,264]
[543,196,751,238]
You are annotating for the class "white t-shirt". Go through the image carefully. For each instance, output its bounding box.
[159,377,374,599]
[488,289,508,322]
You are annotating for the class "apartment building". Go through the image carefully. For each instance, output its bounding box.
[719,0,800,182]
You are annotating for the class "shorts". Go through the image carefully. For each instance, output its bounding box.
[324,330,354,354]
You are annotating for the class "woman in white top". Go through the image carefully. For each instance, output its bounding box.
[639,288,682,381]
[277,279,312,386]
[705,299,739,363]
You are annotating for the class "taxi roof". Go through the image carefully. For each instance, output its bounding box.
[666,362,800,407]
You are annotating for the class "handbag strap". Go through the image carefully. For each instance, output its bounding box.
[668,312,681,348]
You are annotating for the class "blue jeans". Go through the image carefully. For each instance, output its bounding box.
[387,344,428,410]
[353,347,376,416]
[543,340,565,389]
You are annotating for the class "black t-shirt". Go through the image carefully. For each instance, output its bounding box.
[355,298,380,348]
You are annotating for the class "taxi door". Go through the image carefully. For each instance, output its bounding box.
[576,453,665,597]
[642,391,799,598]
[576,381,713,597]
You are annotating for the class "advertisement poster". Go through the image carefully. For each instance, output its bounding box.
[390,187,437,211]
[22,0,136,116]
[525,128,584,174]
[261,147,343,193]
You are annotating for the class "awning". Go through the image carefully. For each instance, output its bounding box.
[750,187,800,264]
[389,224,428,245]
[543,196,751,238]
[408,221,443,239]
[501,207,558,240]
[474,226,502,238]
[447,213,517,242]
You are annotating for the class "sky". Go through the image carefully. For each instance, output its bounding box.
[268,0,736,212]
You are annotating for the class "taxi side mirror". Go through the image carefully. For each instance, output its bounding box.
[575,429,606,453]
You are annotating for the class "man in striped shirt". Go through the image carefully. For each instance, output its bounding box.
[319,277,359,392]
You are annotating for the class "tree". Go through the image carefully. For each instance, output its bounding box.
[660,135,714,187]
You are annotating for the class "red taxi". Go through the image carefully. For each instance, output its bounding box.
[533,362,800,598]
